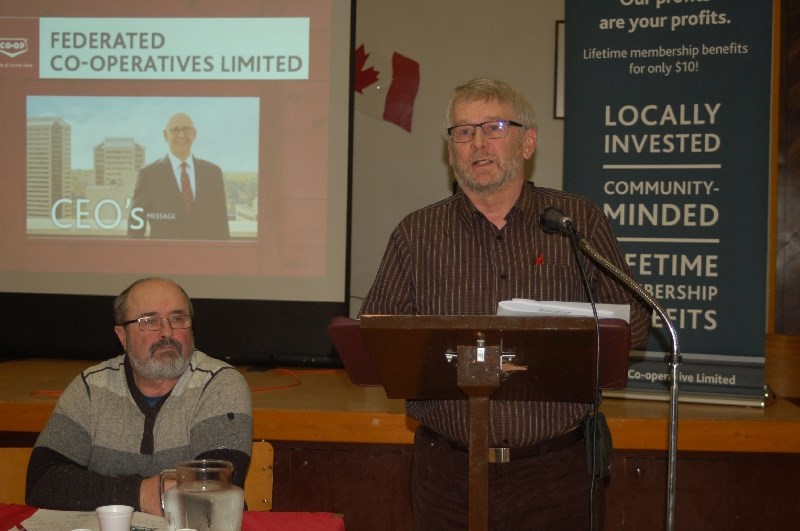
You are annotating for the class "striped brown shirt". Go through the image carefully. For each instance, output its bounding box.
[360,182,651,446]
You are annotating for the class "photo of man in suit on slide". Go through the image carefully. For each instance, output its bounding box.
[127,112,230,240]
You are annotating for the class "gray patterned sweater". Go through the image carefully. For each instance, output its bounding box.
[26,351,253,511]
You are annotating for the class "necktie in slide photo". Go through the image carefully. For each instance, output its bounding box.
[180,161,193,211]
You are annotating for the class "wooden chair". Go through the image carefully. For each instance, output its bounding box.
[244,440,274,511]
[0,447,33,504]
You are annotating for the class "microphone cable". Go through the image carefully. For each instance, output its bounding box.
[562,216,603,531]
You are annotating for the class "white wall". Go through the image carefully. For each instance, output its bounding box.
[350,0,566,315]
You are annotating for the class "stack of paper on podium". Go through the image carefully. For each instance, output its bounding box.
[497,299,630,323]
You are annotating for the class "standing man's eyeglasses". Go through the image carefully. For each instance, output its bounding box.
[447,120,523,143]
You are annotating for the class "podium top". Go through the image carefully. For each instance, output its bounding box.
[330,315,631,402]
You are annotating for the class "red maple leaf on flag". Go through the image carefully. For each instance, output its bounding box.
[354,44,380,94]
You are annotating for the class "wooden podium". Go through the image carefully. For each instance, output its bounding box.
[329,314,631,531]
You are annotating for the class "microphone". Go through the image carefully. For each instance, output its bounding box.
[539,206,575,234]
[538,205,681,531]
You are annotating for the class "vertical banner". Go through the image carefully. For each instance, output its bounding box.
[564,0,773,401]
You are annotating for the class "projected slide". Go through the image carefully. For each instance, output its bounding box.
[0,2,351,303]
[26,96,259,240]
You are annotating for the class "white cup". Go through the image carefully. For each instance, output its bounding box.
[96,505,134,531]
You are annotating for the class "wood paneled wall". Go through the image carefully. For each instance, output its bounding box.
[776,0,800,334]
[767,0,800,398]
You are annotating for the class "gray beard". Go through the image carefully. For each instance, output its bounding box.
[453,144,525,196]
[128,338,190,380]
[455,163,516,195]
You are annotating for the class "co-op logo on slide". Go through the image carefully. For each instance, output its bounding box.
[0,38,29,58]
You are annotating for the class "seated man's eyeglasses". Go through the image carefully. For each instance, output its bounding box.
[120,314,193,331]
[447,120,523,143]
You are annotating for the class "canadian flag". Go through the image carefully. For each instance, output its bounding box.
[354,35,420,132]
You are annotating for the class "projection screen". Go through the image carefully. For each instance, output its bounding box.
[0,0,353,366]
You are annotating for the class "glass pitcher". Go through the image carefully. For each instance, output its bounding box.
[160,459,244,531]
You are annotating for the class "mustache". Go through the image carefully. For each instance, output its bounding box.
[470,151,495,163]
[149,338,183,356]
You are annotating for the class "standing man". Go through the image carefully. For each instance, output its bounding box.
[26,277,252,515]
[360,79,651,530]
[128,112,230,240]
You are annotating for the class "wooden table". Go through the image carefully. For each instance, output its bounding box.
[2,358,800,453]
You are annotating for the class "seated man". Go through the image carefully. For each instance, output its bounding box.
[26,277,253,515]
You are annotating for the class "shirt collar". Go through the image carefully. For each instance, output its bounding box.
[514,181,538,219]
[167,152,192,171]
[456,181,538,226]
